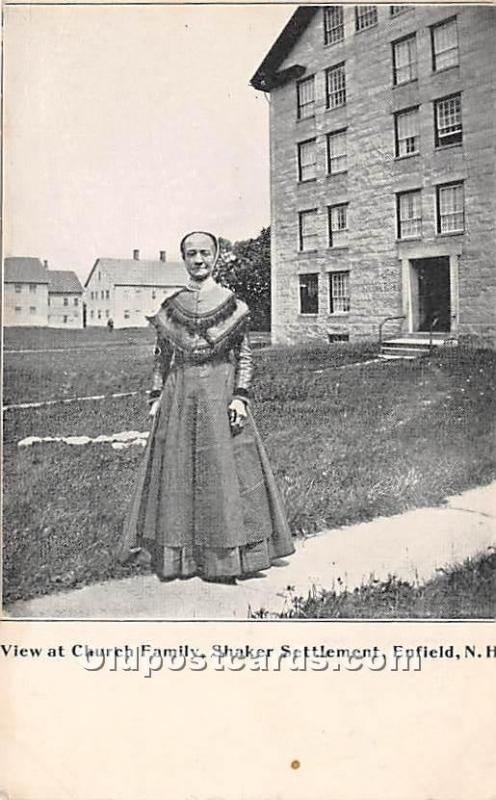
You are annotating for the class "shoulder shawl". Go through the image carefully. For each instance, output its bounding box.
[147,286,250,357]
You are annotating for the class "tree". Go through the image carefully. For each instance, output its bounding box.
[216,227,271,331]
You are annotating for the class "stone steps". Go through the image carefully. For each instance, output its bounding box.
[377,352,418,361]
[379,333,456,360]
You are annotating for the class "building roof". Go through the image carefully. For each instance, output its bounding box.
[85,258,188,288]
[250,6,318,91]
[48,270,83,294]
[4,257,49,284]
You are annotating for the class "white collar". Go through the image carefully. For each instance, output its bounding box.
[185,275,217,293]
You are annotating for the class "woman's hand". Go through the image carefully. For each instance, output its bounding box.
[228,398,248,435]
[149,399,160,418]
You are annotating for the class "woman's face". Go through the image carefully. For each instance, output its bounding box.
[182,233,216,282]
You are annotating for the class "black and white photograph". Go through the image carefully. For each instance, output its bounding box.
[3,2,495,623]
[2,4,496,800]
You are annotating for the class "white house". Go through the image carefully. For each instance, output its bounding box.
[48,270,84,328]
[84,250,188,328]
[4,257,50,327]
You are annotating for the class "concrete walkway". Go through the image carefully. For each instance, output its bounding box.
[5,482,495,620]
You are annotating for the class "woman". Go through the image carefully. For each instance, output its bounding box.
[117,230,294,583]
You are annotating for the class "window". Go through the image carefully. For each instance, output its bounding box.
[355,6,378,31]
[63,297,69,306]
[63,315,68,324]
[395,107,419,156]
[324,6,344,45]
[29,306,36,314]
[392,35,417,85]
[327,129,347,174]
[437,183,464,233]
[101,290,105,299]
[90,291,94,300]
[124,310,130,319]
[152,289,157,300]
[97,310,102,319]
[297,139,317,181]
[74,297,79,306]
[298,209,319,251]
[431,17,458,71]
[390,6,408,16]
[328,332,350,342]
[397,190,422,239]
[15,306,22,313]
[326,63,346,109]
[297,76,315,120]
[105,290,110,299]
[14,284,22,293]
[90,309,94,319]
[299,273,319,314]
[329,271,350,313]
[98,271,101,281]
[29,284,37,293]
[434,94,462,147]
[328,204,348,247]
[105,309,110,318]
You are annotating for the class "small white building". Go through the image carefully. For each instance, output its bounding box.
[3,257,49,326]
[84,250,188,328]
[48,270,84,328]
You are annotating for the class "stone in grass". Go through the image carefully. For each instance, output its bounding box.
[18,436,44,447]
[112,430,148,442]
[112,440,147,450]
[64,436,92,446]
[52,570,77,588]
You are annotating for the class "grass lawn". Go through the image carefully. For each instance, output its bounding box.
[3,328,496,606]
[3,325,154,350]
[267,550,496,619]
[3,328,155,403]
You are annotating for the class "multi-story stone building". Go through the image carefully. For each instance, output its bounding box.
[84,250,187,328]
[48,270,83,328]
[251,5,495,345]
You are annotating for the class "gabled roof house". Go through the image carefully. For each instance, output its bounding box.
[4,257,50,326]
[84,249,188,328]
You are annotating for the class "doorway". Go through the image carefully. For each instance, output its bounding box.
[411,257,451,332]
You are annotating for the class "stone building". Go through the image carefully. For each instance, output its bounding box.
[48,271,83,328]
[4,257,50,327]
[251,5,495,345]
[84,250,187,328]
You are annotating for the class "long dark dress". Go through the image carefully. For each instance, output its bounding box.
[117,279,294,580]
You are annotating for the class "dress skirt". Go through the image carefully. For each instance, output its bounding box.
[117,357,295,579]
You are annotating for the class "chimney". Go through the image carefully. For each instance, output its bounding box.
[133,249,140,260]
[43,260,48,269]
[159,250,166,262]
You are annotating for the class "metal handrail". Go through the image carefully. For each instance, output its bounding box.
[429,314,440,353]
[378,315,406,345]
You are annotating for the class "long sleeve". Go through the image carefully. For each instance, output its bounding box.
[149,336,173,403]
[232,332,253,403]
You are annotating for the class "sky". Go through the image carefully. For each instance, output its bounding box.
[3,3,294,282]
